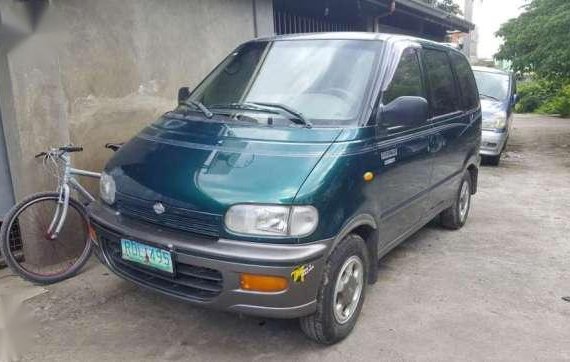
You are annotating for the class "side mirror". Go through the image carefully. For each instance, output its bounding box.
[511,94,518,105]
[380,96,429,131]
[178,87,191,103]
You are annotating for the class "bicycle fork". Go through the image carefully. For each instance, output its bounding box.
[46,152,73,240]
[46,184,70,240]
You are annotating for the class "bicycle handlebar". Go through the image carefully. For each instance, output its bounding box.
[36,143,120,160]
[34,146,82,159]
[59,146,83,153]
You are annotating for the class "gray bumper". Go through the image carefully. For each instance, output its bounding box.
[480,130,508,156]
[88,202,331,319]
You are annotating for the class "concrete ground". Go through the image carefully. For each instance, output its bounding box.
[1,114,569,361]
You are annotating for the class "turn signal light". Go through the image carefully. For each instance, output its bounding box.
[240,273,288,292]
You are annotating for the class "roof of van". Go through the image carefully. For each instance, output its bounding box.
[472,66,511,75]
[254,32,458,51]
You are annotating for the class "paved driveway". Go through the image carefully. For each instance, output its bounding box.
[2,114,570,361]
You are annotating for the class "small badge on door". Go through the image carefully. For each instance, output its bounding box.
[381,148,398,160]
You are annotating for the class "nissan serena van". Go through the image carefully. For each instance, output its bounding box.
[89,33,481,344]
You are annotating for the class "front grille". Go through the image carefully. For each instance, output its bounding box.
[97,226,223,300]
[115,193,221,238]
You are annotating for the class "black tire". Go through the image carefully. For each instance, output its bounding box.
[300,234,369,344]
[440,171,472,230]
[0,192,92,284]
[483,154,501,166]
[485,154,501,166]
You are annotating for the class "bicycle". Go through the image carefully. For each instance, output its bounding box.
[0,143,121,284]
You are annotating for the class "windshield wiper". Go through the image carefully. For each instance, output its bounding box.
[479,93,501,102]
[208,102,272,113]
[249,102,312,128]
[180,99,214,118]
[209,102,312,128]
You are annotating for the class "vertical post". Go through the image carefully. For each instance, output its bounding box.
[252,0,258,37]
[463,0,474,59]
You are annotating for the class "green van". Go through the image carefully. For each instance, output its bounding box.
[90,33,481,344]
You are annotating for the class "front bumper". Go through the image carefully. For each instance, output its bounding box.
[88,202,330,319]
[480,129,508,156]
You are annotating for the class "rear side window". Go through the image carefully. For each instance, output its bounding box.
[449,52,479,110]
[383,49,425,105]
[423,49,461,116]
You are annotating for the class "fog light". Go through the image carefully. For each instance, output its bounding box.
[240,273,288,292]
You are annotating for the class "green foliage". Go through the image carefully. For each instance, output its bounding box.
[435,0,462,15]
[515,79,570,117]
[419,0,463,15]
[498,0,570,117]
[537,84,570,117]
[515,79,558,113]
[495,0,570,80]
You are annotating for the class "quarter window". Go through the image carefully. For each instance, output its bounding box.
[423,49,461,116]
[380,48,426,132]
[449,52,479,110]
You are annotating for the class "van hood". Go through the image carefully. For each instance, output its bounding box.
[105,113,342,216]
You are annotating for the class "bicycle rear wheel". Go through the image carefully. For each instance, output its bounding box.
[0,192,92,284]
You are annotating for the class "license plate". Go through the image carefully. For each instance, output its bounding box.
[121,239,173,274]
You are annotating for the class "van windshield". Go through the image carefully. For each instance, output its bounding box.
[188,39,381,126]
[473,70,510,101]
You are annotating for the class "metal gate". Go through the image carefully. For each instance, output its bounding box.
[274,10,361,35]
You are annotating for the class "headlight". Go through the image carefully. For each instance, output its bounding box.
[99,171,116,205]
[482,112,507,130]
[225,204,318,237]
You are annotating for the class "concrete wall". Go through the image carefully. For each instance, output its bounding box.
[0,0,273,200]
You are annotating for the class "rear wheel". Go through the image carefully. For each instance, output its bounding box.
[300,234,369,344]
[440,171,472,230]
[0,192,92,284]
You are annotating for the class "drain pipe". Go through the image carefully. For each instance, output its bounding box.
[252,0,258,37]
[373,0,396,32]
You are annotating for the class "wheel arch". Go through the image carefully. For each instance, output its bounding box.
[467,163,478,194]
[462,149,480,195]
[329,214,379,284]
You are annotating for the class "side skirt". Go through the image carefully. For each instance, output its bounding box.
[376,200,453,261]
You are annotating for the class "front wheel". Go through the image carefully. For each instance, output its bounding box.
[300,234,369,344]
[0,192,92,284]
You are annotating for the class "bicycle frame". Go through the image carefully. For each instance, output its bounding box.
[46,152,101,239]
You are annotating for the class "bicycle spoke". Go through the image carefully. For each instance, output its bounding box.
[3,194,91,281]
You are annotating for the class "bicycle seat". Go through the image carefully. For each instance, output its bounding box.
[105,143,124,152]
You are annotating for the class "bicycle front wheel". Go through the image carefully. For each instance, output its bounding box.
[0,192,92,284]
